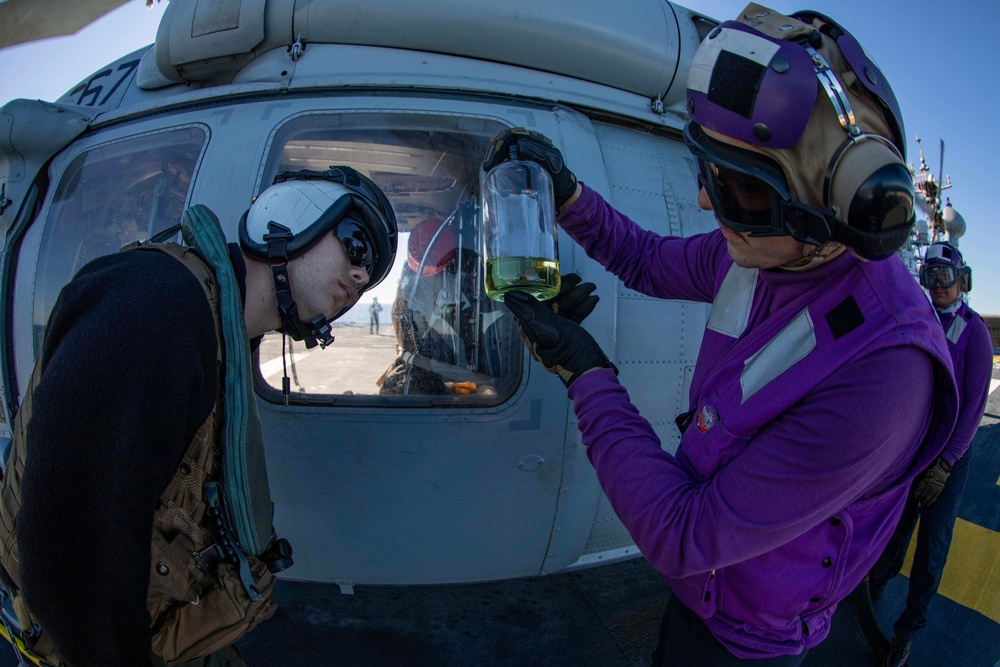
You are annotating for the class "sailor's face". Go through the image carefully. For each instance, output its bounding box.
[930,281,960,310]
[698,187,806,269]
[287,232,371,322]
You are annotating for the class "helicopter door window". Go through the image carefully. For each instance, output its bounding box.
[254,112,522,406]
[30,126,208,356]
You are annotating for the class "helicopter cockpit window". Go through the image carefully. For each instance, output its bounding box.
[255,112,521,406]
[31,127,207,354]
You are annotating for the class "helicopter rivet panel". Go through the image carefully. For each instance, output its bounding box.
[290,0,685,98]
[258,43,687,132]
[518,455,546,472]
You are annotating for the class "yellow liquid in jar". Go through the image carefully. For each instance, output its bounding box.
[485,256,560,301]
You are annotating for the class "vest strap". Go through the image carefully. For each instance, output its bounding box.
[181,205,273,559]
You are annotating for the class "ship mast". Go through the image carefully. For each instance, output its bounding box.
[910,136,966,248]
[901,137,966,277]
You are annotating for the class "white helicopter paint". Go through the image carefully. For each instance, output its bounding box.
[0,0,723,587]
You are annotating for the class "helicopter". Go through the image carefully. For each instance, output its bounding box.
[0,0,719,588]
[1,2,998,666]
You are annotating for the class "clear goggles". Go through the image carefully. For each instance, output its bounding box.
[336,219,376,276]
[920,263,961,289]
[684,123,833,246]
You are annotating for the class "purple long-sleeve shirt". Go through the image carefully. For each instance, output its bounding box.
[935,301,994,465]
[559,185,957,657]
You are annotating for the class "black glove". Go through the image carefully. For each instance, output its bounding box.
[504,291,616,387]
[913,457,951,506]
[482,127,578,208]
[544,273,599,324]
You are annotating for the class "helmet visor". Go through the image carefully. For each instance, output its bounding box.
[921,264,960,289]
[685,122,832,245]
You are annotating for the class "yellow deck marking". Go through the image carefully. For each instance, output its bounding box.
[902,517,1000,623]
[0,624,45,666]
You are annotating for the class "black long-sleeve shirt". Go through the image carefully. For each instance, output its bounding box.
[19,245,247,666]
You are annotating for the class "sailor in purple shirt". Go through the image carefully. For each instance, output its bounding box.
[869,242,994,667]
[483,5,958,665]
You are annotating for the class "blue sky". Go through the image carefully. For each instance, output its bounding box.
[2,0,998,313]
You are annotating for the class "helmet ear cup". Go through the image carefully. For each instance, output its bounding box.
[961,266,972,293]
[827,139,914,258]
[846,163,914,236]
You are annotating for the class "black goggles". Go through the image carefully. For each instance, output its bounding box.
[335,219,377,275]
[921,264,960,289]
[684,123,833,246]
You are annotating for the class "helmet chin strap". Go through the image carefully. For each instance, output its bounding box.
[779,240,845,272]
[263,222,336,349]
[273,282,335,349]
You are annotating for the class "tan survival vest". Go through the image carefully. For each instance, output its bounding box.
[0,242,276,666]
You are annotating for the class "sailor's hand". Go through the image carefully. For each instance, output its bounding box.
[503,291,616,387]
[543,273,599,324]
[482,127,580,208]
[913,457,951,506]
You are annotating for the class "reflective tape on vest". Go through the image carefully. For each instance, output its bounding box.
[741,307,817,403]
[947,314,968,345]
[707,264,758,338]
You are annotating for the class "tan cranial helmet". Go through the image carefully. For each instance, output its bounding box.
[684,4,914,259]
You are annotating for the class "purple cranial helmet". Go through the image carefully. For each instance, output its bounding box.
[920,242,972,292]
[684,3,914,259]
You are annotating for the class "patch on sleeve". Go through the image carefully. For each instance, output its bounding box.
[825,296,865,340]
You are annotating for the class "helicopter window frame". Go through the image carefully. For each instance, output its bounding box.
[252,110,525,408]
[28,124,210,358]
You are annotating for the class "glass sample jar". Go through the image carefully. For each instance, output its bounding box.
[481,158,560,301]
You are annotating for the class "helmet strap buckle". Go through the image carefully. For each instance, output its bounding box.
[309,315,334,349]
[263,222,293,264]
[806,45,860,138]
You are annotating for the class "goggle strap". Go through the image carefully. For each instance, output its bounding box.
[829,211,913,259]
[780,206,832,246]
